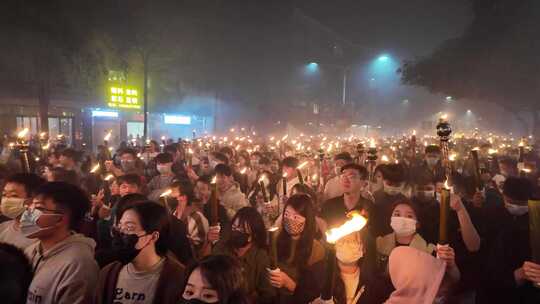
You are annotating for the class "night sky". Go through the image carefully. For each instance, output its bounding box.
[297,0,472,59]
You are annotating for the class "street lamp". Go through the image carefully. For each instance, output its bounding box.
[306,62,319,74]
[378,55,390,62]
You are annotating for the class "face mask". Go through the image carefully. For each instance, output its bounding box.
[426,157,439,167]
[1,197,26,219]
[20,208,63,238]
[416,191,435,201]
[156,164,172,175]
[283,216,305,236]
[336,239,363,264]
[179,298,218,304]
[121,160,136,172]
[228,230,250,248]
[505,203,529,216]
[384,184,403,196]
[111,230,147,264]
[390,216,417,237]
[334,166,342,176]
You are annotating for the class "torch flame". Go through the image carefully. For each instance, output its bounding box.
[211,176,217,184]
[90,164,100,173]
[160,189,172,198]
[449,153,457,161]
[188,148,194,154]
[42,143,50,150]
[369,138,376,148]
[488,149,498,155]
[40,132,47,139]
[326,212,368,244]
[258,175,268,185]
[519,141,525,147]
[104,131,112,142]
[444,179,451,190]
[381,155,389,163]
[412,130,417,136]
[297,161,308,170]
[281,135,288,141]
[472,147,480,151]
[17,128,29,138]
[311,174,318,180]
[268,226,279,233]
[104,174,114,181]
[240,167,247,174]
[283,172,288,178]
[440,114,448,121]
[522,168,532,173]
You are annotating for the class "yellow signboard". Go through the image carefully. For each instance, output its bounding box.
[108,86,141,110]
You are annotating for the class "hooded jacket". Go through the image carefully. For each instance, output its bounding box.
[384,246,446,304]
[25,233,99,304]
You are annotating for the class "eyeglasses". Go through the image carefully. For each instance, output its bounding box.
[112,223,141,235]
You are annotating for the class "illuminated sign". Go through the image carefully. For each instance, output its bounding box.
[108,86,141,110]
[164,115,191,125]
[92,110,119,118]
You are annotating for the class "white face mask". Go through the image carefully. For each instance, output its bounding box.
[384,183,403,196]
[416,190,435,201]
[334,166,342,176]
[336,237,364,264]
[1,197,26,219]
[505,203,529,216]
[390,216,417,237]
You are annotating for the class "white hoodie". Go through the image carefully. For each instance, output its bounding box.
[25,233,99,304]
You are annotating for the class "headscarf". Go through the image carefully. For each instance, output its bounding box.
[384,246,446,304]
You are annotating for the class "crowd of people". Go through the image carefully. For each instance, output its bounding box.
[1,131,540,304]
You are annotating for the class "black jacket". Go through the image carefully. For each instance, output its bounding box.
[477,212,540,304]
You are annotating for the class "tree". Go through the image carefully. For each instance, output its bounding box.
[0,0,105,133]
[400,0,540,136]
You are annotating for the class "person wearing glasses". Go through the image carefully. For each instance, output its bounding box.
[22,182,99,304]
[94,200,185,304]
[320,164,373,231]
[0,173,45,249]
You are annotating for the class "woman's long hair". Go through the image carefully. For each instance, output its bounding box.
[182,255,250,304]
[332,229,376,304]
[277,193,317,269]
[229,207,268,250]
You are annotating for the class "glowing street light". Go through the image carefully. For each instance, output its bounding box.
[377,55,390,62]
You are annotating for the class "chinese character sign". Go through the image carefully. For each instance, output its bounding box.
[108,86,141,109]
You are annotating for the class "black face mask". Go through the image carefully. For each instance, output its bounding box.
[179,298,218,304]
[111,230,144,264]
[228,230,250,248]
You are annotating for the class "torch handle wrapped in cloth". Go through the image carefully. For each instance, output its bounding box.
[321,244,337,301]
[437,117,452,245]
[470,150,483,190]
